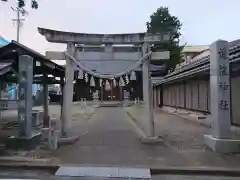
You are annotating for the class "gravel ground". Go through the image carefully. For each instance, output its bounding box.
[125,105,240,168]
[0,104,96,160]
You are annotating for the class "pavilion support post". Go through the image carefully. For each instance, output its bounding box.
[119,86,122,102]
[101,86,103,102]
[43,73,49,127]
[60,77,64,126]
[204,40,240,153]
[0,77,2,117]
[62,42,75,137]
[141,43,155,139]
[159,85,163,108]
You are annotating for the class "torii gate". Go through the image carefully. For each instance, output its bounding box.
[38,27,170,141]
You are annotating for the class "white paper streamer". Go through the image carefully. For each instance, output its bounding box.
[78,69,83,79]
[99,79,103,87]
[119,76,125,87]
[84,73,88,82]
[105,80,111,91]
[125,75,129,84]
[130,71,136,80]
[113,78,117,87]
[90,76,95,87]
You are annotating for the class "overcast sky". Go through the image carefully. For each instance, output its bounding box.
[0,0,240,57]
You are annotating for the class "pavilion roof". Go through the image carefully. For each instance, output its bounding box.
[0,41,65,84]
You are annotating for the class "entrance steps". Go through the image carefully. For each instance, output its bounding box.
[99,101,134,107]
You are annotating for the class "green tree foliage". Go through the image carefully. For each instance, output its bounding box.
[1,0,38,9]
[146,7,184,71]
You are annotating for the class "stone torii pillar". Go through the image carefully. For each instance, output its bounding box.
[62,43,75,136]
[204,40,240,153]
[140,39,170,143]
[141,43,155,138]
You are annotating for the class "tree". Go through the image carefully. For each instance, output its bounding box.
[1,0,38,9]
[146,7,184,71]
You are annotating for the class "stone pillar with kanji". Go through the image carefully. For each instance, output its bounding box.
[204,40,240,153]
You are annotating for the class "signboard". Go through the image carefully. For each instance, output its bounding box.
[151,51,170,60]
[45,51,65,60]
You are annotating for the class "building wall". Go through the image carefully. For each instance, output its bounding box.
[231,75,240,126]
[156,74,240,126]
[161,78,210,112]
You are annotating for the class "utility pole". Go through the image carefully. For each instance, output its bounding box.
[11,7,27,42]
[11,6,28,99]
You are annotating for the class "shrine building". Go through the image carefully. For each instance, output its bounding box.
[72,44,166,101]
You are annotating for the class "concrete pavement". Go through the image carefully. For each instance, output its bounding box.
[2,104,240,171]
[54,106,239,169]
[55,107,191,167]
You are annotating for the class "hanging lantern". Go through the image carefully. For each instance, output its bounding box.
[130,71,136,80]
[113,78,117,87]
[84,73,88,82]
[125,75,129,84]
[105,80,111,91]
[78,69,83,79]
[90,76,95,87]
[99,79,103,87]
[119,76,125,87]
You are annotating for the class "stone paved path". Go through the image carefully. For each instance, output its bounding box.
[55,107,142,165]
[54,106,240,169]
[55,107,189,167]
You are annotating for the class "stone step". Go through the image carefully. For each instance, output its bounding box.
[55,166,151,179]
[100,102,123,107]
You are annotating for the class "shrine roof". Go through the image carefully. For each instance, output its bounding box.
[154,39,240,86]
